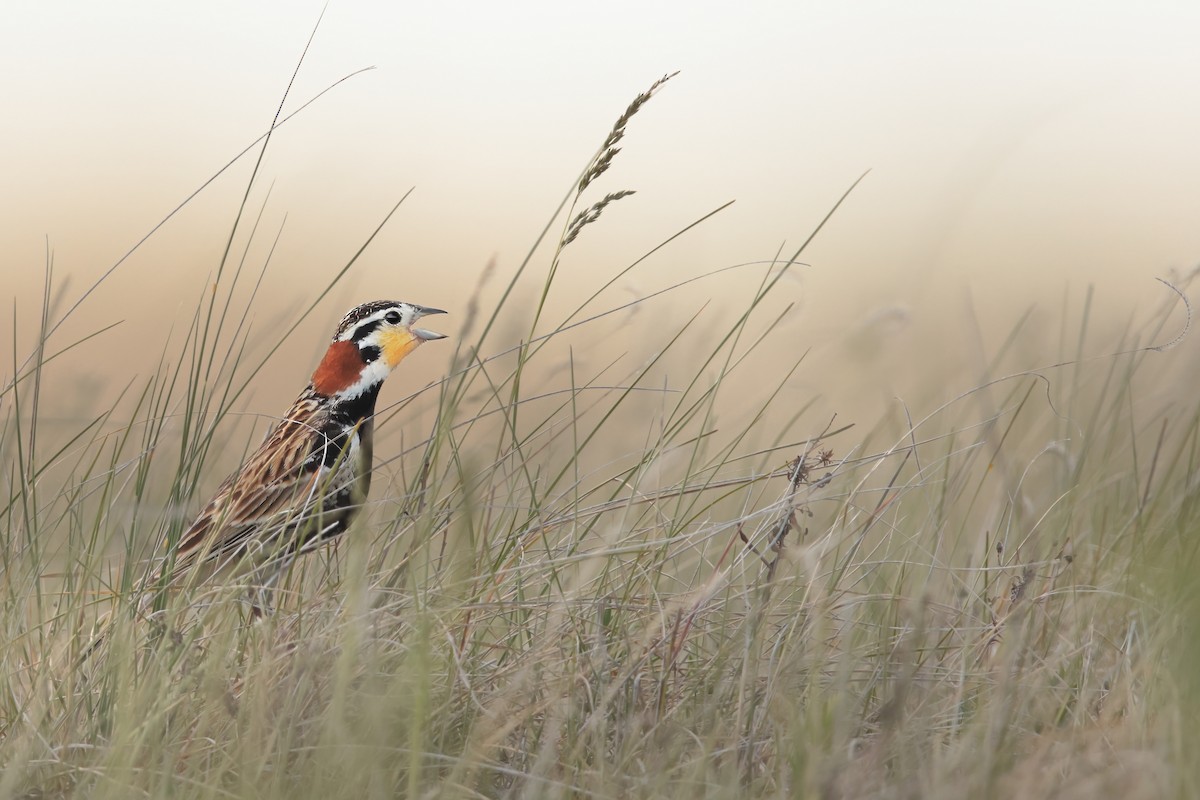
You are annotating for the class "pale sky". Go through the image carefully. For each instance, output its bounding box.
[4,1,1199,428]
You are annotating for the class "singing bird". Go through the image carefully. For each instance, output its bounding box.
[161,300,447,604]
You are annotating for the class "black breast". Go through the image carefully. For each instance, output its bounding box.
[308,383,381,469]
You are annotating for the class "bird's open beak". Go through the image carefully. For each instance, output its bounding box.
[411,305,447,341]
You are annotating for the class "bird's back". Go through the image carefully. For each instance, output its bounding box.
[165,389,369,589]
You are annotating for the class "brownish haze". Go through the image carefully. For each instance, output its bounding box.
[4,2,1199,455]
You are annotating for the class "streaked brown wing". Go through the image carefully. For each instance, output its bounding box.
[167,392,331,582]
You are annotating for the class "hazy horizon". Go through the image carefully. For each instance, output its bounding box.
[4,1,1199,434]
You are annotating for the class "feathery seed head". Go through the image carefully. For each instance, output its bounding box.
[576,71,679,196]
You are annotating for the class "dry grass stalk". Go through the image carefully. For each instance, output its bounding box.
[577,71,679,195]
[563,190,636,245]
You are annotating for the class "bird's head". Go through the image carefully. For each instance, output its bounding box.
[312,300,447,398]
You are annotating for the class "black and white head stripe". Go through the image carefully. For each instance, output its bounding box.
[333,301,446,343]
[334,301,402,341]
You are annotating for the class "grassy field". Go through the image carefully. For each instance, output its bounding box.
[4,76,1200,799]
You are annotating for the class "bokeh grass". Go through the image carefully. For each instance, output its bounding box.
[2,73,1199,800]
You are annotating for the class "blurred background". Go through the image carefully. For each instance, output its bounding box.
[3,0,1199,442]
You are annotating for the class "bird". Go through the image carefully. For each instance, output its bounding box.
[157,299,447,609]
[73,300,447,665]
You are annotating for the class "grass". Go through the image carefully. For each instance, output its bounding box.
[3,68,1200,800]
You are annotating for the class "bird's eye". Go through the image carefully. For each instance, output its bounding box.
[385,310,402,325]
